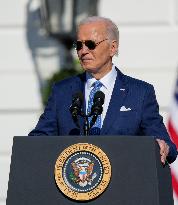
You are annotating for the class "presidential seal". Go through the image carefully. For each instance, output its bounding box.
[54,143,111,201]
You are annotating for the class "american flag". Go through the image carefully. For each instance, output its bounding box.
[168,77,178,205]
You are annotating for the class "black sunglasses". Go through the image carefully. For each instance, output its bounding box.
[73,39,108,51]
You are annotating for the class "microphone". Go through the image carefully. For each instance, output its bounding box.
[90,91,105,128]
[69,92,83,128]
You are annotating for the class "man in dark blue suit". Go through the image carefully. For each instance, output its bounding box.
[29,16,177,164]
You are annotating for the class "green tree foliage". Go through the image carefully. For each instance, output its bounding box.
[42,64,82,106]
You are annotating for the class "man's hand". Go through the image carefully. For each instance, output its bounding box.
[156,139,169,164]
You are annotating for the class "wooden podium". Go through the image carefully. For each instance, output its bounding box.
[6,135,174,205]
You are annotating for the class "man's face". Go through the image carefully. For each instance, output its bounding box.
[77,22,117,78]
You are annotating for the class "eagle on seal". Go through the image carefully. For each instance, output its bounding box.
[71,161,94,186]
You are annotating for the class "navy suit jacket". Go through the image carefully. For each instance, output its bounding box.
[29,68,177,163]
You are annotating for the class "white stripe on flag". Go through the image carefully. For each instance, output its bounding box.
[171,161,178,182]
[173,193,178,205]
[170,98,178,133]
[168,76,178,204]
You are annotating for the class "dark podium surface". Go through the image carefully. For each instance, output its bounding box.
[6,135,174,205]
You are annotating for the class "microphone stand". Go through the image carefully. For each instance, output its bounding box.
[72,107,102,136]
[80,112,89,136]
[80,103,103,136]
[83,115,89,136]
[80,112,100,136]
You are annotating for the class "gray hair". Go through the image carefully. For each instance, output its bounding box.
[78,16,119,55]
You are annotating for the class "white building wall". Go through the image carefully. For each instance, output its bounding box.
[0,0,41,204]
[0,0,178,204]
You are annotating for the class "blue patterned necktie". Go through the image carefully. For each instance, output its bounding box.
[87,81,102,135]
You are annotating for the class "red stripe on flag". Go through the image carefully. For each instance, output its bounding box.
[168,120,178,147]
[168,120,178,198]
[171,171,178,197]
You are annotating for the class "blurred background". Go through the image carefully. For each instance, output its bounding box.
[0,0,178,204]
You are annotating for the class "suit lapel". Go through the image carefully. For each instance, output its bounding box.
[72,73,86,134]
[100,69,129,135]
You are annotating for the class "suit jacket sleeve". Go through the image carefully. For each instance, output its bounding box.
[28,84,58,136]
[140,84,177,163]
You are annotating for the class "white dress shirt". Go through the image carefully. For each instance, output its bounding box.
[85,64,117,127]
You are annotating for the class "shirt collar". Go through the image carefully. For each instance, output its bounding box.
[86,64,117,89]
